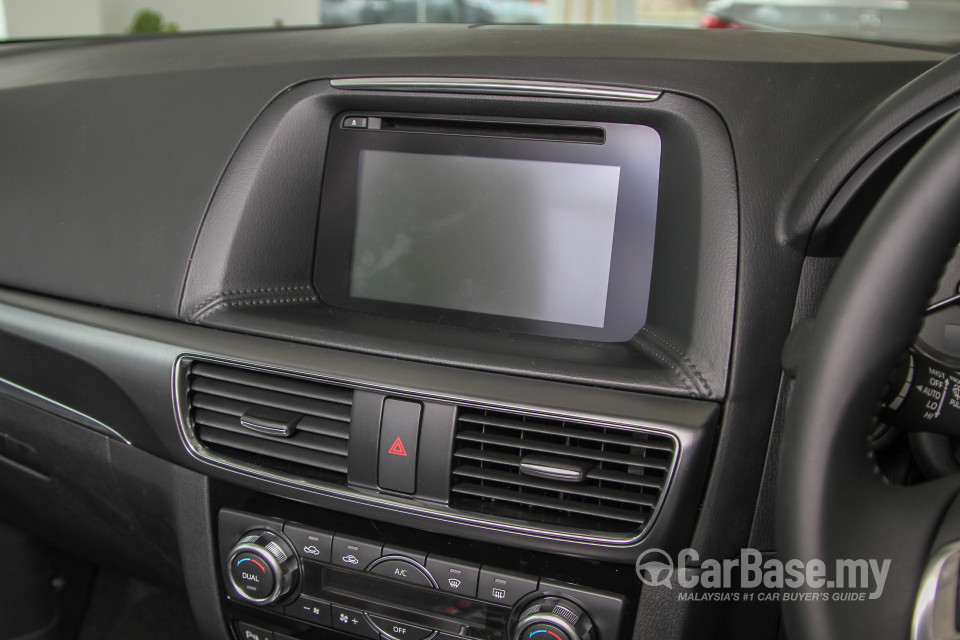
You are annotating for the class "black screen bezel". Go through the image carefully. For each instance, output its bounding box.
[314,113,661,342]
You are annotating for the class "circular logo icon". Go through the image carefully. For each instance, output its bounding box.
[635,548,675,588]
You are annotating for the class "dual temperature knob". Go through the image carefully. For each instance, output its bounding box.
[514,596,596,640]
[228,529,299,605]
[227,530,596,640]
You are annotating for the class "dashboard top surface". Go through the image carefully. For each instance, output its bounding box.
[0,26,944,316]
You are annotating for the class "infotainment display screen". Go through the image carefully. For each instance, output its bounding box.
[351,150,621,328]
[315,114,661,342]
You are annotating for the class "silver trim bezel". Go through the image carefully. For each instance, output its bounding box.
[330,77,661,103]
[173,353,683,546]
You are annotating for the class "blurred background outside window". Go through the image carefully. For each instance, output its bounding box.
[0,0,701,41]
[3,0,955,51]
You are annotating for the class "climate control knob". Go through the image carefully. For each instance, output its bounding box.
[227,529,299,605]
[514,596,596,640]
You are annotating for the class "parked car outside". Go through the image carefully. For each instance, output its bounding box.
[701,0,960,47]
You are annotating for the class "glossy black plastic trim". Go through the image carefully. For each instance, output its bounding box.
[806,95,960,256]
[0,375,130,444]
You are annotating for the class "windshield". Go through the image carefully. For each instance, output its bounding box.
[0,0,957,47]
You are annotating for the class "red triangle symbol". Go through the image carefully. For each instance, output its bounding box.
[388,437,407,457]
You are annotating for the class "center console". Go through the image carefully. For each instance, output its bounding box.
[168,77,739,640]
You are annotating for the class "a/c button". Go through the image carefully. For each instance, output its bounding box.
[369,558,434,587]
[367,614,435,640]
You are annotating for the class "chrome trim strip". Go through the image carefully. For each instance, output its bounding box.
[173,354,682,547]
[330,77,662,103]
[0,375,131,444]
[912,540,960,640]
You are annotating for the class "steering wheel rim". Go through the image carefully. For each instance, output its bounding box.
[778,110,960,640]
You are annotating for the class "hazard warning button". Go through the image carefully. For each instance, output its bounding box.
[378,399,422,494]
[388,437,407,457]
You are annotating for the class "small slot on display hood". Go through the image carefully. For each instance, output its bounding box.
[374,116,605,144]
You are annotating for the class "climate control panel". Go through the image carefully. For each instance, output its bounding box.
[219,510,625,640]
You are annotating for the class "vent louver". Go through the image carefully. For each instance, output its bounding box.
[451,409,676,534]
[186,361,353,485]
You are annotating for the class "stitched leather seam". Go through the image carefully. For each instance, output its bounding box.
[631,338,697,396]
[639,327,714,398]
[187,286,315,320]
[194,295,319,322]
[188,289,705,399]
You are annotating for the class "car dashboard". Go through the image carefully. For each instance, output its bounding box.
[0,24,954,640]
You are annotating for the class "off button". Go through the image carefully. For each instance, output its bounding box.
[367,614,435,640]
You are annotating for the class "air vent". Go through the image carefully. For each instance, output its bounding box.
[185,361,353,485]
[451,409,676,535]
